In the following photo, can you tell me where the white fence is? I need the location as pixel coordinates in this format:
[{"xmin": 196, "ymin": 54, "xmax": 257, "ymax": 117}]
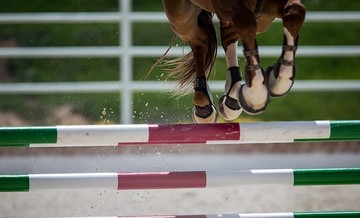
[{"xmin": 0, "ymin": 0, "xmax": 359, "ymax": 123}]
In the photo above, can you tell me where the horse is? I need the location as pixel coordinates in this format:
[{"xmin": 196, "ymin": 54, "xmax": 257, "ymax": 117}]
[{"xmin": 162, "ymin": 0, "xmax": 306, "ymax": 123}]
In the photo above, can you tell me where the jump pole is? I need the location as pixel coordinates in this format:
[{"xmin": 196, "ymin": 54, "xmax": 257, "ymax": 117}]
[
  {"xmin": 0, "ymin": 120, "xmax": 359, "ymax": 147},
  {"xmin": 54, "ymin": 211, "xmax": 360, "ymax": 218},
  {"xmin": 1, "ymin": 168, "xmax": 359, "ymax": 192}
]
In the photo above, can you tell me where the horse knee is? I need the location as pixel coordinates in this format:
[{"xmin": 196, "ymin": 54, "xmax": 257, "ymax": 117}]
[
  {"xmin": 220, "ymin": 23, "xmax": 239, "ymax": 50},
  {"xmin": 285, "ymin": 1, "xmax": 306, "ymax": 18},
  {"xmin": 231, "ymin": 11, "xmax": 257, "ymax": 49},
  {"xmin": 283, "ymin": 1, "xmax": 306, "ymax": 35}
]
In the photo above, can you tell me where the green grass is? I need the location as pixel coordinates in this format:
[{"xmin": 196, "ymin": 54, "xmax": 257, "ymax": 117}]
[
  {"xmin": 0, "ymin": 0, "xmax": 118, "ymax": 12},
  {"xmin": 134, "ymin": 56, "xmax": 360, "ymax": 82},
  {"xmin": 257, "ymin": 22, "xmax": 360, "ymax": 45},
  {"xmin": 0, "ymin": 24, "xmax": 119, "ymax": 46},
  {"xmin": 0, "ymin": 93, "xmax": 120, "ymax": 124},
  {"xmin": 133, "ymin": 92, "xmax": 193, "ymax": 124},
  {"xmin": 7, "ymin": 58, "xmax": 119, "ymax": 82},
  {"xmin": 301, "ymin": 0, "xmax": 360, "ymax": 11},
  {"xmin": 247, "ymin": 91, "xmax": 360, "ymax": 121},
  {"xmin": 133, "ymin": 23, "xmax": 174, "ymax": 46}
]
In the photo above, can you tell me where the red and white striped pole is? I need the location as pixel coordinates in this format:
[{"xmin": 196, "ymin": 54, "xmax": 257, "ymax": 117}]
[{"xmin": 2, "ymin": 168, "xmax": 359, "ymax": 192}]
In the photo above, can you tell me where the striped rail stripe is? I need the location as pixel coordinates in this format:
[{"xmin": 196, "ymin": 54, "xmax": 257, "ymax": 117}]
[
  {"xmin": 0, "ymin": 120, "xmax": 359, "ymax": 147},
  {"xmin": 1, "ymin": 168, "xmax": 359, "ymax": 192}
]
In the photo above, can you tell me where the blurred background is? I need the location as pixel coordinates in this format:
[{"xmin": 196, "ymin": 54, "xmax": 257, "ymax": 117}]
[{"xmin": 0, "ymin": 0, "xmax": 359, "ymax": 125}]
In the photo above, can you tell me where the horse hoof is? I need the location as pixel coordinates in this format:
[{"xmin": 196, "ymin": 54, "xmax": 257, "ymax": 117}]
[
  {"xmin": 266, "ymin": 64, "xmax": 295, "ymax": 98},
  {"xmin": 238, "ymin": 84, "xmax": 270, "ymax": 115},
  {"xmin": 192, "ymin": 104, "xmax": 218, "ymax": 123},
  {"xmin": 218, "ymin": 95, "xmax": 242, "ymax": 121}
]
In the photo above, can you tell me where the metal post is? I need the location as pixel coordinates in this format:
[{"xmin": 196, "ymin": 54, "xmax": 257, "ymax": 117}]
[{"xmin": 120, "ymin": 0, "xmax": 133, "ymax": 123}]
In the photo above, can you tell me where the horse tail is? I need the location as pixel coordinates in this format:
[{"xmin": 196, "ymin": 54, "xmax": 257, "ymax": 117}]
[{"xmin": 166, "ymin": 10, "xmax": 217, "ymax": 94}]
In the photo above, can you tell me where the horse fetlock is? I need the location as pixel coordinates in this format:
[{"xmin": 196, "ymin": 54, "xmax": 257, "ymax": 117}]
[
  {"xmin": 219, "ymin": 68, "xmax": 242, "ymax": 120},
  {"xmin": 192, "ymin": 76, "xmax": 217, "ymax": 123},
  {"xmin": 252, "ymin": 70, "xmax": 266, "ymax": 86},
  {"xmin": 227, "ymin": 80, "xmax": 241, "ymax": 100},
  {"xmin": 193, "ymin": 91, "xmax": 211, "ymax": 108},
  {"xmin": 225, "ymin": 67, "xmax": 242, "ymax": 93},
  {"xmin": 193, "ymin": 90, "xmax": 217, "ymax": 123},
  {"xmin": 193, "ymin": 76, "xmax": 213, "ymax": 104},
  {"xmin": 193, "ymin": 91, "xmax": 217, "ymax": 123}
]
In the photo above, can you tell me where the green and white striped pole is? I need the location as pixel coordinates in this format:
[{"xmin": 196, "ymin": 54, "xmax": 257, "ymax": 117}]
[
  {"xmin": 0, "ymin": 120, "xmax": 359, "ymax": 147},
  {"xmin": 1, "ymin": 168, "xmax": 359, "ymax": 192}
]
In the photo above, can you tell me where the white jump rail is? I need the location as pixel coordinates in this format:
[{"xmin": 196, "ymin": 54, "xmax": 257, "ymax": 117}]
[
  {"xmin": 0, "ymin": 80, "xmax": 359, "ymax": 94},
  {"xmin": 0, "ymin": 11, "xmax": 359, "ymax": 23}
]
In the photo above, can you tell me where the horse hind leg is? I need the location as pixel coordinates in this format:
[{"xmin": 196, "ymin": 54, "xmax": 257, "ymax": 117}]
[
  {"xmin": 191, "ymin": 11, "xmax": 218, "ymax": 123},
  {"xmin": 266, "ymin": 1, "xmax": 306, "ymax": 97},
  {"xmin": 162, "ymin": 0, "xmax": 217, "ymax": 123}
]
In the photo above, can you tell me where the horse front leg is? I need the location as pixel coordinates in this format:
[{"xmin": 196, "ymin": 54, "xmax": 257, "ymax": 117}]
[
  {"xmin": 218, "ymin": 22, "xmax": 243, "ymax": 120},
  {"xmin": 266, "ymin": 0, "xmax": 306, "ymax": 97},
  {"xmin": 235, "ymin": 6, "xmax": 269, "ymax": 114},
  {"xmin": 238, "ymin": 40, "xmax": 269, "ymax": 114}
]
